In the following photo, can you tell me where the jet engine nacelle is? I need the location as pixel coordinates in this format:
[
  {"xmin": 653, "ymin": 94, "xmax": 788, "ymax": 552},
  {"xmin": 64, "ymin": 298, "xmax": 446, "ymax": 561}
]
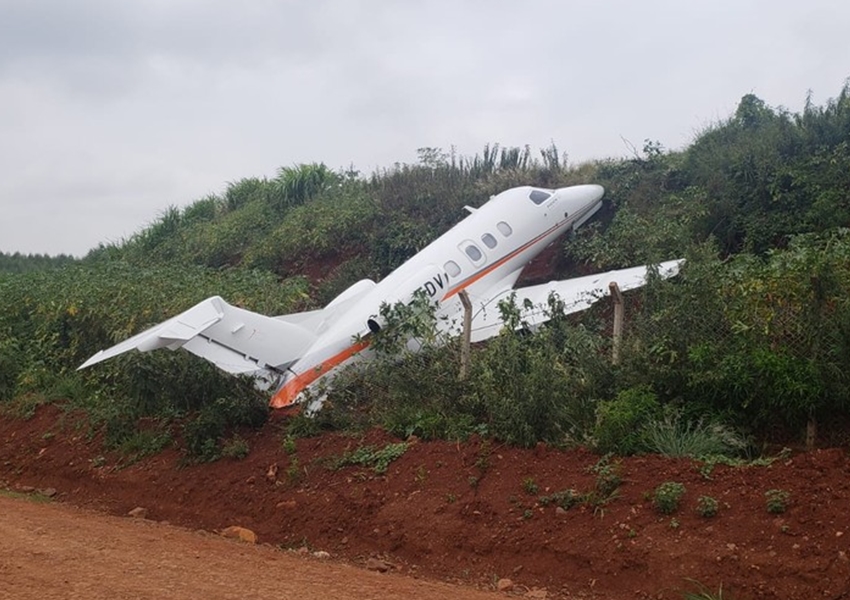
[{"xmin": 366, "ymin": 264, "xmax": 450, "ymax": 333}]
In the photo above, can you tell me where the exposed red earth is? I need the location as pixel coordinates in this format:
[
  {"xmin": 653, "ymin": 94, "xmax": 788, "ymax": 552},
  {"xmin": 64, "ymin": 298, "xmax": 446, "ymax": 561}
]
[{"xmin": 2, "ymin": 405, "xmax": 849, "ymax": 599}]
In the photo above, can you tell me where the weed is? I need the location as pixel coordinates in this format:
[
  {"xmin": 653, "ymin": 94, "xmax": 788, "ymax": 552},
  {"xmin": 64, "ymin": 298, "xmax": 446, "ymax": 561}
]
[
  {"xmin": 221, "ymin": 435, "xmax": 250, "ymax": 460},
  {"xmin": 681, "ymin": 579, "xmax": 728, "ymax": 599},
  {"xmin": 468, "ymin": 476, "xmax": 479, "ymax": 488},
  {"xmin": 588, "ymin": 454, "xmax": 622, "ymax": 500},
  {"xmin": 115, "ymin": 428, "xmax": 172, "ymax": 465},
  {"xmin": 475, "ymin": 440, "xmax": 492, "ymax": 473},
  {"xmin": 286, "ymin": 456, "xmax": 302, "ymax": 484},
  {"xmin": 653, "ymin": 481, "xmax": 686, "ymax": 515},
  {"xmin": 281, "ymin": 434, "xmax": 297, "ymax": 455},
  {"xmin": 522, "ymin": 477, "xmax": 539, "ymax": 495},
  {"xmin": 522, "ymin": 509, "xmax": 533, "ymax": 520},
  {"xmin": 696, "ymin": 495, "xmax": 719, "ymax": 518},
  {"xmin": 446, "ymin": 493, "xmax": 457, "ymax": 503},
  {"xmin": 765, "ymin": 489, "xmax": 790, "ymax": 514},
  {"xmin": 538, "ymin": 489, "xmax": 582, "ymax": 511},
  {"xmin": 330, "ymin": 442, "xmax": 409, "ymax": 474},
  {"xmin": 669, "ymin": 517, "xmax": 680, "ymax": 529},
  {"xmin": 641, "ymin": 411, "xmax": 747, "ymax": 459},
  {"xmin": 415, "ymin": 464, "xmax": 428, "ymax": 484}
]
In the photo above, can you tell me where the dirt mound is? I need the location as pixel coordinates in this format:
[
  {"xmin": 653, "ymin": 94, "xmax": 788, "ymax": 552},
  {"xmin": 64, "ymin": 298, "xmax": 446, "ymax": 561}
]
[{"xmin": 2, "ymin": 405, "xmax": 849, "ymax": 599}]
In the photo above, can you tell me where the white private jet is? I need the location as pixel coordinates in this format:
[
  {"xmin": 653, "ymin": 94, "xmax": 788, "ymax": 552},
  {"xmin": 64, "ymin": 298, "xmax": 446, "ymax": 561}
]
[{"xmin": 80, "ymin": 184, "xmax": 681, "ymax": 409}]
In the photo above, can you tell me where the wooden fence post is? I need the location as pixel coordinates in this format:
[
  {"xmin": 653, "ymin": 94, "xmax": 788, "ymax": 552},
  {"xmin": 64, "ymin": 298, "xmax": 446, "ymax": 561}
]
[
  {"xmin": 459, "ymin": 290, "xmax": 472, "ymax": 380},
  {"xmin": 609, "ymin": 282, "xmax": 624, "ymax": 365}
]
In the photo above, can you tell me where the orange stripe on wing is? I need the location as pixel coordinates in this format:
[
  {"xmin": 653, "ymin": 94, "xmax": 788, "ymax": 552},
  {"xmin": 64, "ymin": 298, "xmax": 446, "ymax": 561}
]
[{"xmin": 269, "ymin": 338, "xmax": 371, "ymax": 408}]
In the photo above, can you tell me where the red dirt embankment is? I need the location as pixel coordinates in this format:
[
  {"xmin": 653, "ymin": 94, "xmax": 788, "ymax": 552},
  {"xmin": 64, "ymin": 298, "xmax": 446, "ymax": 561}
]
[{"xmin": 1, "ymin": 405, "xmax": 849, "ymax": 599}]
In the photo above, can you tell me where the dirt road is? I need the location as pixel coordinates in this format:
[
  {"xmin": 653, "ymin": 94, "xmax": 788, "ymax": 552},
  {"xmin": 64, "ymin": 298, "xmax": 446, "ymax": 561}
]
[{"xmin": 0, "ymin": 495, "xmax": 501, "ymax": 600}]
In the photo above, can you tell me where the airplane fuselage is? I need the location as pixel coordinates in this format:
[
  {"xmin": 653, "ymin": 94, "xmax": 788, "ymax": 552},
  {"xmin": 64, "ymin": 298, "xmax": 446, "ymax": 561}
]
[{"xmin": 270, "ymin": 184, "xmax": 604, "ymax": 407}]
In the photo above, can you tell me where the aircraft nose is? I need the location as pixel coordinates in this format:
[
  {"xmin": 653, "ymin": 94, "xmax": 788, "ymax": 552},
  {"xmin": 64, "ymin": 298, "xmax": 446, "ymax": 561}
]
[
  {"xmin": 555, "ymin": 184, "xmax": 604, "ymax": 229},
  {"xmin": 555, "ymin": 184, "xmax": 604, "ymax": 203}
]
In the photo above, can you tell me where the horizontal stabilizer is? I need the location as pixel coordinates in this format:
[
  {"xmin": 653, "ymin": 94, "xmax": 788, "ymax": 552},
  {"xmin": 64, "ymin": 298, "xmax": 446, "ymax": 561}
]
[
  {"xmin": 470, "ymin": 260, "xmax": 683, "ymax": 342},
  {"xmin": 79, "ymin": 296, "xmax": 319, "ymax": 376}
]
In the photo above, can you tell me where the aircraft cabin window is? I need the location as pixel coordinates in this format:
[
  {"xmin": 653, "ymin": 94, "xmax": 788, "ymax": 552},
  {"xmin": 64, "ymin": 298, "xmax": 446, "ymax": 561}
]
[
  {"xmin": 465, "ymin": 244, "xmax": 483, "ymax": 262},
  {"xmin": 444, "ymin": 260, "xmax": 461, "ymax": 277},
  {"xmin": 529, "ymin": 189, "xmax": 551, "ymax": 205},
  {"xmin": 497, "ymin": 221, "xmax": 513, "ymax": 237},
  {"xmin": 481, "ymin": 233, "xmax": 497, "ymax": 249}
]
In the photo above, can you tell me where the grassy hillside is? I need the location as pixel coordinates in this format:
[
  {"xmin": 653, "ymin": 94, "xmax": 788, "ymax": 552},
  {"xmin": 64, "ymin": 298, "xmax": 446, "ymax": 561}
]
[{"xmin": 2, "ymin": 82, "xmax": 850, "ymax": 459}]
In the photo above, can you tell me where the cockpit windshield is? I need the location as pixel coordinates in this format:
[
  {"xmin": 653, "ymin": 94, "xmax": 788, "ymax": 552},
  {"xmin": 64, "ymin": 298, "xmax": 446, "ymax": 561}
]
[{"xmin": 529, "ymin": 189, "xmax": 552, "ymax": 205}]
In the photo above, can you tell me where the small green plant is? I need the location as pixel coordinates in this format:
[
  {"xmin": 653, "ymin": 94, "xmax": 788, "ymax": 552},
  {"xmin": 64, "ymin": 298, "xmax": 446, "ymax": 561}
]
[
  {"xmin": 696, "ymin": 495, "xmax": 719, "ymax": 518},
  {"xmin": 765, "ymin": 489, "xmax": 790, "ymax": 514},
  {"xmin": 522, "ymin": 509, "xmax": 533, "ymax": 520},
  {"xmin": 538, "ymin": 489, "xmax": 582, "ymax": 511},
  {"xmin": 522, "ymin": 477, "xmax": 539, "ymax": 495},
  {"xmin": 446, "ymin": 493, "xmax": 457, "ymax": 503},
  {"xmin": 588, "ymin": 454, "xmax": 622, "ymax": 498},
  {"xmin": 681, "ymin": 579, "xmax": 728, "ymax": 599},
  {"xmin": 468, "ymin": 476, "xmax": 479, "ymax": 488},
  {"xmin": 221, "ymin": 435, "xmax": 250, "ymax": 460},
  {"xmin": 286, "ymin": 455, "xmax": 302, "ymax": 483},
  {"xmin": 653, "ymin": 481, "xmax": 686, "ymax": 515},
  {"xmin": 475, "ymin": 440, "xmax": 492, "ymax": 473},
  {"xmin": 330, "ymin": 442, "xmax": 409, "ymax": 474},
  {"xmin": 281, "ymin": 434, "xmax": 297, "ymax": 454},
  {"xmin": 669, "ymin": 517, "xmax": 680, "ymax": 529}
]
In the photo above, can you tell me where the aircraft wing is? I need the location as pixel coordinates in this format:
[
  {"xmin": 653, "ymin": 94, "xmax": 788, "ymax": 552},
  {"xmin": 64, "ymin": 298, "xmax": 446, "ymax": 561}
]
[{"xmin": 469, "ymin": 260, "xmax": 683, "ymax": 343}]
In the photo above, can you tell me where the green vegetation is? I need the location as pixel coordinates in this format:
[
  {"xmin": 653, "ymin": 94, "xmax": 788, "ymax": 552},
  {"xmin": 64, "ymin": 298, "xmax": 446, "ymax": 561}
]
[
  {"xmin": 2, "ymin": 82, "xmax": 850, "ymax": 459},
  {"xmin": 681, "ymin": 580, "xmax": 729, "ymax": 600},
  {"xmin": 653, "ymin": 481, "xmax": 686, "ymax": 515},
  {"xmin": 696, "ymin": 495, "xmax": 719, "ymax": 518},
  {"xmin": 0, "ymin": 251, "xmax": 78, "ymax": 274},
  {"xmin": 765, "ymin": 489, "xmax": 791, "ymax": 514},
  {"xmin": 537, "ymin": 489, "xmax": 582, "ymax": 511},
  {"xmin": 329, "ymin": 442, "xmax": 409, "ymax": 474}
]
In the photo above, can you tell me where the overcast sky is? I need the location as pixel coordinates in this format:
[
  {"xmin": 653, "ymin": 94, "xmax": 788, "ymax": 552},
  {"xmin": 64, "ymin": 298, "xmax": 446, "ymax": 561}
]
[{"xmin": 1, "ymin": 1, "xmax": 847, "ymax": 256}]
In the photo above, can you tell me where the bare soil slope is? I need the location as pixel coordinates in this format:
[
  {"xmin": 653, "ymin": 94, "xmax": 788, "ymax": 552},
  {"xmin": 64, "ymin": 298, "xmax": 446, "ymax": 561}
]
[{"xmin": 2, "ymin": 406, "xmax": 849, "ymax": 599}]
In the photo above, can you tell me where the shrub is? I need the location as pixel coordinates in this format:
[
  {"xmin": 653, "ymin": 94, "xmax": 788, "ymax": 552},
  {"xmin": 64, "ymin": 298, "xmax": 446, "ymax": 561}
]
[
  {"xmin": 765, "ymin": 489, "xmax": 790, "ymax": 514},
  {"xmin": 696, "ymin": 495, "xmax": 719, "ymax": 518},
  {"xmin": 594, "ymin": 386, "xmax": 661, "ymax": 454},
  {"xmin": 653, "ymin": 481, "xmax": 686, "ymax": 514}
]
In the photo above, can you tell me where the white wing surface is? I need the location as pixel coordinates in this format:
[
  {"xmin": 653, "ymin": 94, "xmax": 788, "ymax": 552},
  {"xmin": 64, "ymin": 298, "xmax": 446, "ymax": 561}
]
[{"xmin": 469, "ymin": 260, "xmax": 683, "ymax": 342}]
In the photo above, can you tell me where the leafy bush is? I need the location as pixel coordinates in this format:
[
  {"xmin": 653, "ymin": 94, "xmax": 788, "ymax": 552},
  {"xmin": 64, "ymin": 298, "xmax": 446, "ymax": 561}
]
[
  {"xmin": 653, "ymin": 481, "xmax": 686, "ymax": 515},
  {"xmin": 765, "ymin": 489, "xmax": 791, "ymax": 514},
  {"xmin": 696, "ymin": 495, "xmax": 719, "ymax": 518},
  {"xmin": 182, "ymin": 396, "xmax": 268, "ymax": 461},
  {"xmin": 594, "ymin": 386, "xmax": 661, "ymax": 454},
  {"xmin": 329, "ymin": 442, "xmax": 409, "ymax": 474}
]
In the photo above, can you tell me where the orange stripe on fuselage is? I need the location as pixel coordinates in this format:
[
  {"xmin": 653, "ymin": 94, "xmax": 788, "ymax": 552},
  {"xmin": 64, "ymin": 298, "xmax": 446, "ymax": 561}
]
[
  {"xmin": 269, "ymin": 338, "xmax": 371, "ymax": 408},
  {"xmin": 442, "ymin": 220, "xmax": 563, "ymax": 301}
]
